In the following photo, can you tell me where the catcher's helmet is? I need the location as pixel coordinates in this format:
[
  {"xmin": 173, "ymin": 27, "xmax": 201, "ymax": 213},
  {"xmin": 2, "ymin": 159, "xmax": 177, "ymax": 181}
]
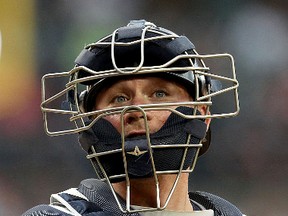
[{"xmin": 40, "ymin": 20, "xmax": 239, "ymax": 213}]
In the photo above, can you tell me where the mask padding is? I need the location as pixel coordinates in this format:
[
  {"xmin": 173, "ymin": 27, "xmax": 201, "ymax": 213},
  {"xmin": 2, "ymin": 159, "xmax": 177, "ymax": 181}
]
[
  {"xmin": 78, "ymin": 107, "xmax": 208, "ymax": 182},
  {"xmin": 166, "ymin": 36, "xmax": 195, "ymax": 55},
  {"xmin": 184, "ymin": 119, "xmax": 207, "ymax": 140}
]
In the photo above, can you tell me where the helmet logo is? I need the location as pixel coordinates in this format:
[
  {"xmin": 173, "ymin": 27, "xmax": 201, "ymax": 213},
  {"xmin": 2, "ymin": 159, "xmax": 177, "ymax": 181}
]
[{"xmin": 126, "ymin": 146, "xmax": 148, "ymax": 156}]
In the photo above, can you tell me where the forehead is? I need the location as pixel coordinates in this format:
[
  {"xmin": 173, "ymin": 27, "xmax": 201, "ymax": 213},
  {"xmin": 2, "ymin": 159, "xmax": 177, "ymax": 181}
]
[
  {"xmin": 112, "ymin": 75, "xmax": 170, "ymax": 85},
  {"xmin": 100, "ymin": 75, "xmax": 186, "ymax": 91}
]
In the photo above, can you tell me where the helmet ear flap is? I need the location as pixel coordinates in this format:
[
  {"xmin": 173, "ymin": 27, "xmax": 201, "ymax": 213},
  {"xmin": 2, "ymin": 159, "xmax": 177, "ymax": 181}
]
[
  {"xmin": 191, "ymin": 74, "xmax": 208, "ymax": 99},
  {"xmin": 199, "ymin": 75, "xmax": 207, "ymax": 97},
  {"xmin": 79, "ymin": 90, "xmax": 88, "ymax": 113}
]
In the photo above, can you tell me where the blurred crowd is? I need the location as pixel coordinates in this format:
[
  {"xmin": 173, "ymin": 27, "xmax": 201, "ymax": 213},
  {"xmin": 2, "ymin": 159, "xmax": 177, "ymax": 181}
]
[{"xmin": 0, "ymin": 1, "xmax": 287, "ymax": 215}]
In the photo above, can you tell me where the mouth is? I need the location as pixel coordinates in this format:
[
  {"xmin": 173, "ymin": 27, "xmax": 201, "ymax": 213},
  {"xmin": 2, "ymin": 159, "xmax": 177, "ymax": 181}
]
[{"xmin": 126, "ymin": 130, "xmax": 147, "ymax": 138}]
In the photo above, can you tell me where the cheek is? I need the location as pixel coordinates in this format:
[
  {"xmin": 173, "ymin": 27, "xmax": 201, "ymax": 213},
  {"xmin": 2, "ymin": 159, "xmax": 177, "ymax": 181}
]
[{"xmin": 148, "ymin": 110, "xmax": 171, "ymax": 133}]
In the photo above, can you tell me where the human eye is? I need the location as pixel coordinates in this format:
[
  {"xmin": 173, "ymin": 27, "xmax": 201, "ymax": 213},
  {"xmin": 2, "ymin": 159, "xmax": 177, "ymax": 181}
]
[
  {"xmin": 112, "ymin": 95, "xmax": 128, "ymax": 104},
  {"xmin": 154, "ymin": 90, "xmax": 167, "ymax": 98}
]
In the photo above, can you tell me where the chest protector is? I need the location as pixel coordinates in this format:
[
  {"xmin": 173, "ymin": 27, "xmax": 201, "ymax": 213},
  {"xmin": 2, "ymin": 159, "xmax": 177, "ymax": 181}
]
[{"xmin": 22, "ymin": 179, "xmax": 244, "ymax": 216}]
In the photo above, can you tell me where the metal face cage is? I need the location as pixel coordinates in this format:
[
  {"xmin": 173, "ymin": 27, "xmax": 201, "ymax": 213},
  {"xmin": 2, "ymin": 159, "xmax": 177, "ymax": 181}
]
[{"xmin": 41, "ymin": 56, "xmax": 239, "ymax": 136}]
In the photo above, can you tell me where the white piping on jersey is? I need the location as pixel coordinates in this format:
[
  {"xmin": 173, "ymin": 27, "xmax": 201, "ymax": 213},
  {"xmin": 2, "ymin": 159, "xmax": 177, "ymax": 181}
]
[{"xmin": 49, "ymin": 188, "xmax": 88, "ymax": 216}]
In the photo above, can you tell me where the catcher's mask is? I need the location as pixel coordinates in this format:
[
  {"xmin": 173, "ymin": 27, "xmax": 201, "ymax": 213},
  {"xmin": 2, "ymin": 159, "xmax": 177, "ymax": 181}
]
[{"xmin": 40, "ymin": 20, "xmax": 239, "ymax": 213}]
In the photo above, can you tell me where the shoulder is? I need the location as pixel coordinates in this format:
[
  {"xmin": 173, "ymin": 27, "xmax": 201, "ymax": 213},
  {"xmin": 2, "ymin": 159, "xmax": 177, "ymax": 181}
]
[
  {"xmin": 189, "ymin": 191, "xmax": 244, "ymax": 216},
  {"xmin": 22, "ymin": 184, "xmax": 106, "ymax": 216},
  {"xmin": 22, "ymin": 179, "xmax": 127, "ymax": 216}
]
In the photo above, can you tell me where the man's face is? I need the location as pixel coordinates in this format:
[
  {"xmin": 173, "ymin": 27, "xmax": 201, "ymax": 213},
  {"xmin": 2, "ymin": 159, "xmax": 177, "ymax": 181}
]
[{"xmin": 94, "ymin": 76, "xmax": 197, "ymax": 137}]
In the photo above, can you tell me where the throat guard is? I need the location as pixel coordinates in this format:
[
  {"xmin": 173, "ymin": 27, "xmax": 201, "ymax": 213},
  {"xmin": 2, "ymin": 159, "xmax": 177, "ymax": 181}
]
[{"xmin": 79, "ymin": 107, "xmax": 207, "ymax": 182}]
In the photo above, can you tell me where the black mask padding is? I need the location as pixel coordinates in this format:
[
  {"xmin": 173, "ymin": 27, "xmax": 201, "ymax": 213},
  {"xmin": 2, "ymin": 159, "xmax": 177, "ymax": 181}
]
[
  {"xmin": 75, "ymin": 31, "xmax": 195, "ymax": 86},
  {"xmin": 79, "ymin": 107, "xmax": 207, "ymax": 182}
]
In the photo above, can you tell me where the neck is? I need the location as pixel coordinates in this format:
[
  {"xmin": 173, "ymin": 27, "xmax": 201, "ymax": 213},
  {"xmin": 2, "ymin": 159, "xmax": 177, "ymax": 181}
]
[{"xmin": 112, "ymin": 173, "xmax": 193, "ymax": 211}]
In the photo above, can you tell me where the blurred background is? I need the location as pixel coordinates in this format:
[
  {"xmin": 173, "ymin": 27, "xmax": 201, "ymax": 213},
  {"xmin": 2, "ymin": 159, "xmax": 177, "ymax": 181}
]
[{"xmin": 1, "ymin": 0, "xmax": 288, "ymax": 215}]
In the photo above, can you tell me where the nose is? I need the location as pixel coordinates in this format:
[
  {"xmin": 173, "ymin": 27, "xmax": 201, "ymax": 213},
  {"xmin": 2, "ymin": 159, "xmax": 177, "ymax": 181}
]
[
  {"xmin": 122, "ymin": 105, "xmax": 152, "ymax": 125},
  {"xmin": 123, "ymin": 93, "xmax": 151, "ymax": 124},
  {"xmin": 125, "ymin": 112, "xmax": 144, "ymax": 124},
  {"xmin": 125, "ymin": 111, "xmax": 145, "ymax": 124}
]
